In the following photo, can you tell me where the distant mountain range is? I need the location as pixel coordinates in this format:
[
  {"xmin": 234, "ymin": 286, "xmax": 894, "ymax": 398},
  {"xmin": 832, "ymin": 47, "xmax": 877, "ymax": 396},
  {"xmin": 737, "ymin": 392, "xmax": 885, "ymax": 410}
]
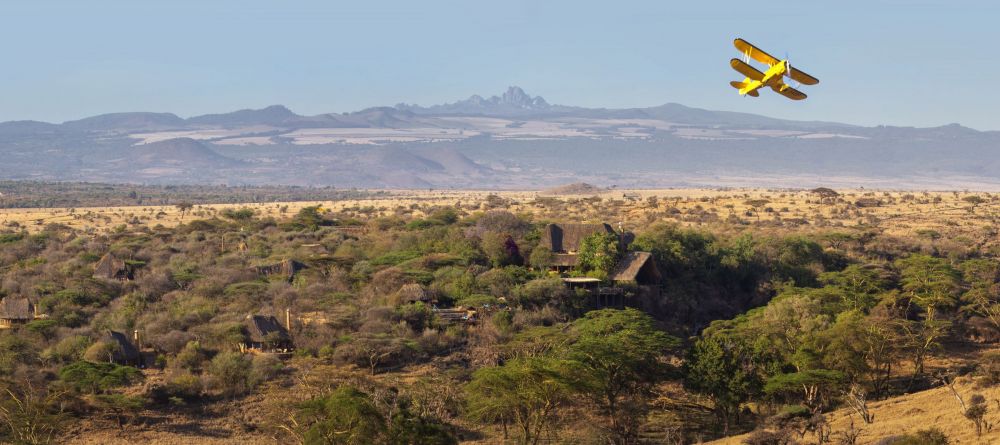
[{"xmin": 0, "ymin": 86, "xmax": 997, "ymax": 189}]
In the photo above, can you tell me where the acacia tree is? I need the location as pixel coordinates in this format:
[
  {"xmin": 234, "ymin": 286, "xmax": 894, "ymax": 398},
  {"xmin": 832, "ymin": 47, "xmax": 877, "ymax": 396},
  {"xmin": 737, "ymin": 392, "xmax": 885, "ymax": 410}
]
[
  {"xmin": 744, "ymin": 199, "xmax": 770, "ymax": 222},
  {"xmin": 764, "ymin": 369, "xmax": 846, "ymax": 415},
  {"xmin": 896, "ymin": 317, "xmax": 950, "ymax": 386},
  {"xmin": 567, "ymin": 309, "xmax": 679, "ymax": 445},
  {"xmin": 961, "ymin": 259, "xmax": 1000, "ymax": 329},
  {"xmin": 296, "ymin": 386, "xmax": 386, "ymax": 445},
  {"xmin": 465, "ymin": 357, "xmax": 576, "ymax": 445},
  {"xmin": 818, "ymin": 264, "xmax": 892, "ymax": 311},
  {"xmin": 894, "ymin": 255, "xmax": 960, "ymax": 383},
  {"xmin": 174, "ymin": 202, "xmax": 193, "ymax": 221},
  {"xmin": 817, "ymin": 310, "xmax": 901, "ymax": 398},
  {"xmin": 896, "ymin": 254, "xmax": 962, "ymax": 321}
]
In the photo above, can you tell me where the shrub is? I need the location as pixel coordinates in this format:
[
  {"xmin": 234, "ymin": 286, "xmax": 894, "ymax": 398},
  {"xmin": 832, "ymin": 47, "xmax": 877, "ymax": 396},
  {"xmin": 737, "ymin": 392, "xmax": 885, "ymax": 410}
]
[
  {"xmin": 877, "ymin": 428, "xmax": 949, "ymax": 445},
  {"xmin": 976, "ymin": 350, "xmax": 1000, "ymax": 385},
  {"xmin": 206, "ymin": 352, "xmax": 254, "ymax": 397},
  {"xmin": 58, "ymin": 361, "xmax": 142, "ymax": 394},
  {"xmin": 742, "ymin": 429, "xmax": 795, "ymax": 445},
  {"xmin": 168, "ymin": 372, "xmax": 203, "ymax": 399},
  {"xmin": 0, "ymin": 334, "xmax": 36, "ymax": 374},
  {"xmin": 296, "ymin": 386, "xmax": 386, "ymax": 444},
  {"xmin": 82, "ymin": 340, "xmax": 122, "ymax": 364},
  {"xmin": 250, "ymin": 354, "xmax": 283, "ymax": 383},
  {"xmin": 396, "ymin": 302, "xmax": 432, "ymax": 331},
  {"xmin": 172, "ymin": 341, "xmax": 207, "ymax": 371},
  {"xmin": 42, "ymin": 335, "xmax": 91, "ymax": 364}
]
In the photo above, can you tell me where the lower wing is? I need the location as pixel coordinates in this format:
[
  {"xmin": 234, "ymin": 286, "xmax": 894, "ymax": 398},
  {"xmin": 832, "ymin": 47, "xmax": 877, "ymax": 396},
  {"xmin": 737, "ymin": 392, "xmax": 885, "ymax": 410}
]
[
  {"xmin": 787, "ymin": 68, "xmax": 819, "ymax": 86},
  {"xmin": 775, "ymin": 85, "xmax": 807, "ymax": 100},
  {"xmin": 730, "ymin": 58, "xmax": 764, "ymax": 81}
]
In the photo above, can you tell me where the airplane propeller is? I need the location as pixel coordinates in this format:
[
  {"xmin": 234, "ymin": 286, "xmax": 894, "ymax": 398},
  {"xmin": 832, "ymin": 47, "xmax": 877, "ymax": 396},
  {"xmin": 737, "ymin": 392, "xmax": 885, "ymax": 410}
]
[{"xmin": 784, "ymin": 53, "xmax": 803, "ymax": 89}]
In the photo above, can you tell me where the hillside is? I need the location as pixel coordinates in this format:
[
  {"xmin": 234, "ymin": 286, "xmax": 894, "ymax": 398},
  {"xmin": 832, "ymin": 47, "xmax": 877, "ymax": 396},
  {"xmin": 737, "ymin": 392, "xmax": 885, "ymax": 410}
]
[
  {"xmin": 707, "ymin": 372, "xmax": 1000, "ymax": 445},
  {"xmin": 2, "ymin": 187, "xmax": 1000, "ymax": 443}
]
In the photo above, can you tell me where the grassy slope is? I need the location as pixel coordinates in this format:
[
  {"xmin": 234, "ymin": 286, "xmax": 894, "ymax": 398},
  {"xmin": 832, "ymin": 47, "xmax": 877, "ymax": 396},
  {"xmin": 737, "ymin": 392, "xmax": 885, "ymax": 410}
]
[{"xmin": 707, "ymin": 377, "xmax": 1000, "ymax": 445}]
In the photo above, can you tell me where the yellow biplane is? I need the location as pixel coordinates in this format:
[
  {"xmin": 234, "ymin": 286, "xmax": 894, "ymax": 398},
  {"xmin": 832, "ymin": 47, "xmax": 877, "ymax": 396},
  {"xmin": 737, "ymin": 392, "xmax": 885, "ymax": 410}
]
[{"xmin": 729, "ymin": 38, "xmax": 818, "ymax": 100}]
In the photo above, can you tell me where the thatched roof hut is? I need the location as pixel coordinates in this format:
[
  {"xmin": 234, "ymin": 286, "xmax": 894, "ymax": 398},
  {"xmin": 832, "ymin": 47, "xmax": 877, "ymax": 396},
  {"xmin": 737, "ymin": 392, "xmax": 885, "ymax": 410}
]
[
  {"xmin": 396, "ymin": 283, "xmax": 432, "ymax": 304},
  {"xmin": 540, "ymin": 223, "xmax": 616, "ymax": 253},
  {"xmin": 102, "ymin": 330, "xmax": 141, "ymax": 366},
  {"xmin": 610, "ymin": 251, "xmax": 661, "ymax": 285},
  {"xmin": 93, "ymin": 253, "xmax": 135, "ymax": 281},
  {"xmin": 0, "ymin": 297, "xmax": 34, "ymax": 321},
  {"xmin": 0, "ymin": 297, "xmax": 35, "ymax": 328},
  {"xmin": 244, "ymin": 315, "xmax": 292, "ymax": 352},
  {"xmin": 255, "ymin": 259, "xmax": 306, "ymax": 282}
]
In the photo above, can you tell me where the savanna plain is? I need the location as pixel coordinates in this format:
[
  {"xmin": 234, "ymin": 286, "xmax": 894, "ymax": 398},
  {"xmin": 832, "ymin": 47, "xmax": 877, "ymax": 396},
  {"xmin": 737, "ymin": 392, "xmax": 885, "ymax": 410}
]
[{"xmin": 1, "ymin": 184, "xmax": 999, "ymax": 445}]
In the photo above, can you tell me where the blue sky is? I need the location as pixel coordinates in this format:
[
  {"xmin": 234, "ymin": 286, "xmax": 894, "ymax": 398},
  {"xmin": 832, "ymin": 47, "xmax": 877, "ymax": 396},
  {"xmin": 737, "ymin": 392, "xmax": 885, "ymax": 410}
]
[{"xmin": 2, "ymin": 0, "xmax": 998, "ymax": 129}]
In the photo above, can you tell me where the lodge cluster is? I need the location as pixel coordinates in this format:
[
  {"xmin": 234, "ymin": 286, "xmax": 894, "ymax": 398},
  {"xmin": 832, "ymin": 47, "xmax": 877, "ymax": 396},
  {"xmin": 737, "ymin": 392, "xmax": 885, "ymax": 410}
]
[{"xmin": 0, "ymin": 221, "xmax": 661, "ymax": 367}]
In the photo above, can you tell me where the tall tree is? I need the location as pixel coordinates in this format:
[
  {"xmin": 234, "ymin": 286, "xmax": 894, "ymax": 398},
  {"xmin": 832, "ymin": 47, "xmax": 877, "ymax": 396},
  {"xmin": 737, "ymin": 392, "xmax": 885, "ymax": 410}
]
[
  {"xmin": 896, "ymin": 254, "xmax": 961, "ymax": 320},
  {"xmin": 465, "ymin": 357, "xmax": 576, "ymax": 445},
  {"xmin": 567, "ymin": 309, "xmax": 679, "ymax": 444},
  {"xmin": 684, "ymin": 326, "xmax": 773, "ymax": 434}
]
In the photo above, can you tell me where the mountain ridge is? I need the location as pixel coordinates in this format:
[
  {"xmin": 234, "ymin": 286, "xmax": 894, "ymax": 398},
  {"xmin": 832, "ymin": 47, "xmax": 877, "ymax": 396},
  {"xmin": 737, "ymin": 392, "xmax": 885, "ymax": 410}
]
[
  {"xmin": 0, "ymin": 86, "xmax": 997, "ymax": 189},
  {"xmin": 3, "ymin": 86, "xmax": 969, "ymax": 133}
]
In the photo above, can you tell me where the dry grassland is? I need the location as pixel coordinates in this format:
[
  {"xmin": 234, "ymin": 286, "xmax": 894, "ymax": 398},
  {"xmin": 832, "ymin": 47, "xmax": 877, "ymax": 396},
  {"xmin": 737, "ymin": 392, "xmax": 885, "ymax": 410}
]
[
  {"xmin": 707, "ymin": 375, "xmax": 1000, "ymax": 445},
  {"xmin": 7, "ymin": 188, "xmax": 999, "ymax": 444},
  {"xmin": 2, "ymin": 188, "xmax": 997, "ymax": 248}
]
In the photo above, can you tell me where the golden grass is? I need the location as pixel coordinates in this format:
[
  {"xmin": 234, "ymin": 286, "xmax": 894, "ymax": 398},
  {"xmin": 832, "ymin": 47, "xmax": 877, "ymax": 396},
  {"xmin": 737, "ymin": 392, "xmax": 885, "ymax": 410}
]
[
  {"xmin": 2, "ymin": 188, "xmax": 997, "ymax": 250},
  {"xmin": 706, "ymin": 376, "xmax": 1000, "ymax": 445}
]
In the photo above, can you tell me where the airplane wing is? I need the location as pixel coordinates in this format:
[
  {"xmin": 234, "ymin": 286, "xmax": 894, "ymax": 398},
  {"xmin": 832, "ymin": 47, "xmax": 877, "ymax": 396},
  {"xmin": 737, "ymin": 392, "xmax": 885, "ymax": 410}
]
[
  {"xmin": 734, "ymin": 38, "xmax": 781, "ymax": 66},
  {"xmin": 730, "ymin": 58, "xmax": 764, "ymax": 80},
  {"xmin": 775, "ymin": 85, "xmax": 808, "ymax": 100},
  {"xmin": 787, "ymin": 67, "xmax": 819, "ymax": 85}
]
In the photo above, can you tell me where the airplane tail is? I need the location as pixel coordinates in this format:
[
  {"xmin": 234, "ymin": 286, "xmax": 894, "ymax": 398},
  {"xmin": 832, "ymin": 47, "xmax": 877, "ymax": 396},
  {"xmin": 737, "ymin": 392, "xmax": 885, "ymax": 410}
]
[{"xmin": 730, "ymin": 81, "xmax": 760, "ymax": 97}]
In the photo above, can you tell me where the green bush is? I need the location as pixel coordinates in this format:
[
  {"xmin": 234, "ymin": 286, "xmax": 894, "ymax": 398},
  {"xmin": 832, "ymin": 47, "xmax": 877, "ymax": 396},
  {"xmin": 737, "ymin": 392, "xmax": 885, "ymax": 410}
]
[
  {"xmin": 42, "ymin": 335, "xmax": 92, "ymax": 364},
  {"xmin": 58, "ymin": 361, "xmax": 142, "ymax": 394},
  {"xmin": 206, "ymin": 352, "xmax": 254, "ymax": 397}
]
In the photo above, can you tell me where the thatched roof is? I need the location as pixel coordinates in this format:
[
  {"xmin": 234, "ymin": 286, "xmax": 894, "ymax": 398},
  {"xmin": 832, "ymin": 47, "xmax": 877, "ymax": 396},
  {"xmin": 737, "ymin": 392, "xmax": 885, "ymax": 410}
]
[
  {"xmin": 255, "ymin": 259, "xmax": 306, "ymax": 281},
  {"xmin": 0, "ymin": 297, "xmax": 34, "ymax": 320},
  {"xmin": 610, "ymin": 251, "xmax": 661, "ymax": 285},
  {"xmin": 540, "ymin": 223, "xmax": 615, "ymax": 253},
  {"xmin": 93, "ymin": 253, "xmax": 134, "ymax": 281},
  {"xmin": 104, "ymin": 330, "xmax": 140, "ymax": 364},
  {"xmin": 397, "ymin": 283, "xmax": 431, "ymax": 303},
  {"xmin": 245, "ymin": 315, "xmax": 290, "ymax": 343},
  {"xmin": 552, "ymin": 253, "xmax": 579, "ymax": 267}
]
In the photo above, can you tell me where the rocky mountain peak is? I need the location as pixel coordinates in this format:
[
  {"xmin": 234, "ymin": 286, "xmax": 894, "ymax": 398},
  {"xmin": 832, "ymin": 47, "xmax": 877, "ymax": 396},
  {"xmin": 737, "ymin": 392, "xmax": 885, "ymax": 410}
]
[{"xmin": 494, "ymin": 86, "xmax": 548, "ymax": 109}]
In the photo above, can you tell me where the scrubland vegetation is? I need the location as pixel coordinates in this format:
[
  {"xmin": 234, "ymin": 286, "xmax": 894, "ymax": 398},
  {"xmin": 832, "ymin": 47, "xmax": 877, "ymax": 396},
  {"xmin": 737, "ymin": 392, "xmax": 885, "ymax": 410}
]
[{"xmin": 1, "ymin": 187, "xmax": 1000, "ymax": 444}]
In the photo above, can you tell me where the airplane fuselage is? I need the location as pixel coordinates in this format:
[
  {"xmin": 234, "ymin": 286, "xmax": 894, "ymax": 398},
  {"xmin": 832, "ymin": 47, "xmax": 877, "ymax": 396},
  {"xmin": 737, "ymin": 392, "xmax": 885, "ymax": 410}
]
[{"xmin": 739, "ymin": 60, "xmax": 791, "ymax": 96}]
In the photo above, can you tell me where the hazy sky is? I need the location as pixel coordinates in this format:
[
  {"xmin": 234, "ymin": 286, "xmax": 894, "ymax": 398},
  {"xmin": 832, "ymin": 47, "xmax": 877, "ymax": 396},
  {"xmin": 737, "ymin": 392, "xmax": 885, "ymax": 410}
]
[{"xmin": 2, "ymin": 0, "xmax": 998, "ymax": 129}]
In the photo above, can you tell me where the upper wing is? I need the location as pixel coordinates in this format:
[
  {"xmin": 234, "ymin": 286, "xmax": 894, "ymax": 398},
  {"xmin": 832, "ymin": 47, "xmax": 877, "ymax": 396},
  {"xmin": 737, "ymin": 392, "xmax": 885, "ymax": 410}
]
[
  {"xmin": 775, "ymin": 85, "xmax": 808, "ymax": 101},
  {"xmin": 787, "ymin": 66, "xmax": 819, "ymax": 85},
  {"xmin": 734, "ymin": 38, "xmax": 780, "ymax": 66},
  {"xmin": 730, "ymin": 58, "xmax": 764, "ymax": 81}
]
